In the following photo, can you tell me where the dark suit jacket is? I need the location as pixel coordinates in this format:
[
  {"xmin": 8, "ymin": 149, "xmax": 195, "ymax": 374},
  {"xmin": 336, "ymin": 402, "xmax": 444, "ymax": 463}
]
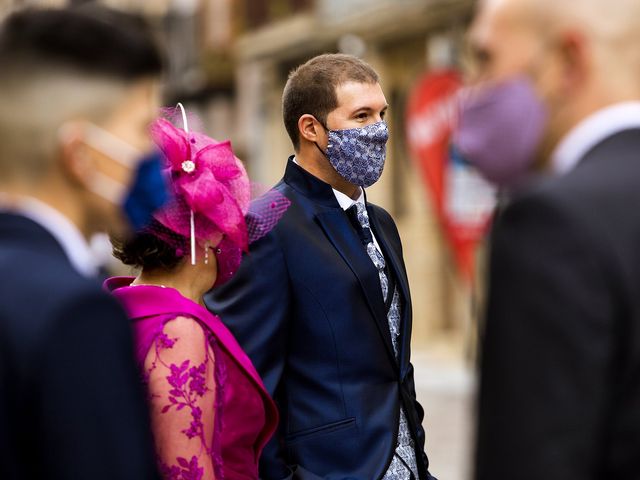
[
  {"xmin": 476, "ymin": 129, "xmax": 640, "ymax": 479},
  {"xmin": 0, "ymin": 213, "xmax": 158, "ymax": 480},
  {"xmin": 206, "ymin": 159, "xmax": 434, "ymax": 479}
]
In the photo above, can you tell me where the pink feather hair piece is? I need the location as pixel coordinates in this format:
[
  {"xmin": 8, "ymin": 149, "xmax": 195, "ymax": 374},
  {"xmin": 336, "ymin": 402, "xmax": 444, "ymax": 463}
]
[{"xmin": 144, "ymin": 106, "xmax": 290, "ymax": 287}]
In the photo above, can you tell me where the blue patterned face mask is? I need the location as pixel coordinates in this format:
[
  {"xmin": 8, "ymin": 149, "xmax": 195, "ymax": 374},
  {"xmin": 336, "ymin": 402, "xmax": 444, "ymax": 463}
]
[{"xmin": 316, "ymin": 121, "xmax": 389, "ymax": 187}]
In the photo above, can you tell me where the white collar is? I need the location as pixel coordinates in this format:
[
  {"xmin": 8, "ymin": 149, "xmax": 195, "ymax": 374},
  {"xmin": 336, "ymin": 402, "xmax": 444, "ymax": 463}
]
[
  {"xmin": 292, "ymin": 156, "xmax": 364, "ymax": 210},
  {"xmin": 5, "ymin": 196, "xmax": 97, "ymax": 277},
  {"xmin": 551, "ymin": 101, "xmax": 640, "ymax": 175},
  {"xmin": 332, "ymin": 186, "xmax": 365, "ymax": 211}
]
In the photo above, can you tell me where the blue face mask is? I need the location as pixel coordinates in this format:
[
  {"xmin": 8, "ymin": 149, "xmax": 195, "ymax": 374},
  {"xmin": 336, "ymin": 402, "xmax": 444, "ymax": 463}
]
[
  {"xmin": 82, "ymin": 123, "xmax": 169, "ymax": 231},
  {"xmin": 316, "ymin": 121, "xmax": 389, "ymax": 188},
  {"xmin": 122, "ymin": 151, "xmax": 169, "ymax": 230}
]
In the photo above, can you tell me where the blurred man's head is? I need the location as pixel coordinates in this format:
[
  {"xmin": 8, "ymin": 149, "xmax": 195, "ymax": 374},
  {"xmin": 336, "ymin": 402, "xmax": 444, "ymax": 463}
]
[
  {"xmin": 467, "ymin": 0, "xmax": 640, "ymax": 163},
  {"xmin": 0, "ymin": 6, "xmax": 163, "ymax": 238},
  {"xmin": 282, "ymin": 54, "xmax": 388, "ymax": 197}
]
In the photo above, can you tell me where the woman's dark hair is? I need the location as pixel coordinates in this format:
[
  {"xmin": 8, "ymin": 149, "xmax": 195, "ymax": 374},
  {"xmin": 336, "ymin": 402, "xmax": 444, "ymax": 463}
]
[{"xmin": 111, "ymin": 222, "xmax": 187, "ymax": 271}]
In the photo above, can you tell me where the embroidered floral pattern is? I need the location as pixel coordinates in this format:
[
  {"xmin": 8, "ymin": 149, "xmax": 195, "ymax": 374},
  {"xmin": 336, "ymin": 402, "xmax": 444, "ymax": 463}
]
[
  {"xmin": 144, "ymin": 318, "xmax": 221, "ymax": 480},
  {"xmin": 160, "ymin": 456, "xmax": 204, "ymax": 480}
]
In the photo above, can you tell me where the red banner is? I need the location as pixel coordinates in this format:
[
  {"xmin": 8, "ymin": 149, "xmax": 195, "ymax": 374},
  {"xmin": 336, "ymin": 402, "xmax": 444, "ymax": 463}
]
[{"xmin": 406, "ymin": 69, "xmax": 494, "ymax": 282}]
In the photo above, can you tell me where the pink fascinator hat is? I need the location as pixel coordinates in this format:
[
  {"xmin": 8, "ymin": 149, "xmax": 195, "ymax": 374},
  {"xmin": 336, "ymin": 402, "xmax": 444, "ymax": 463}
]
[{"xmin": 144, "ymin": 104, "xmax": 289, "ymax": 287}]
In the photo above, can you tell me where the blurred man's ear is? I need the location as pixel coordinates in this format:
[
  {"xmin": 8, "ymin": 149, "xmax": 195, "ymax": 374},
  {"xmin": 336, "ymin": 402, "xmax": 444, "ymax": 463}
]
[
  {"xmin": 558, "ymin": 31, "xmax": 589, "ymax": 92},
  {"xmin": 58, "ymin": 123, "xmax": 94, "ymax": 188}
]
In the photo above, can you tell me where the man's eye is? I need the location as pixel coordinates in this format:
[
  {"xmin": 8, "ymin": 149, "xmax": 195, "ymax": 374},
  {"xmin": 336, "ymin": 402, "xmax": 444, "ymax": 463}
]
[
  {"xmin": 380, "ymin": 111, "xmax": 386, "ymax": 120},
  {"xmin": 472, "ymin": 49, "xmax": 491, "ymax": 71}
]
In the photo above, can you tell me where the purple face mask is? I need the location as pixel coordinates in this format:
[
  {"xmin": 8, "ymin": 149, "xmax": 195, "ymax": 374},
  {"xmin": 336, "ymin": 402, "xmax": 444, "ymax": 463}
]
[{"xmin": 452, "ymin": 76, "xmax": 548, "ymax": 188}]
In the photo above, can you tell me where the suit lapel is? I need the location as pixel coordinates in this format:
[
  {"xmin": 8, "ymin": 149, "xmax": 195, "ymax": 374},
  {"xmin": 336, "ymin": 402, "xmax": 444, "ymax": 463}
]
[
  {"xmin": 367, "ymin": 207, "xmax": 412, "ymax": 370},
  {"xmin": 315, "ymin": 208, "xmax": 397, "ymax": 365}
]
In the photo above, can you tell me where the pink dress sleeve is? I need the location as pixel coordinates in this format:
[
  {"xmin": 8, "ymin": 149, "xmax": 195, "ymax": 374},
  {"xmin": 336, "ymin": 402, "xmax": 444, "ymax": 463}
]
[{"xmin": 143, "ymin": 316, "xmax": 217, "ymax": 480}]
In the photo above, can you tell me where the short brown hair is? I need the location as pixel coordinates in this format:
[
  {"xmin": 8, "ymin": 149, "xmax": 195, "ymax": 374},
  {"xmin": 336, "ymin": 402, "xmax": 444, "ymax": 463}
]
[{"xmin": 283, "ymin": 53, "xmax": 379, "ymax": 150}]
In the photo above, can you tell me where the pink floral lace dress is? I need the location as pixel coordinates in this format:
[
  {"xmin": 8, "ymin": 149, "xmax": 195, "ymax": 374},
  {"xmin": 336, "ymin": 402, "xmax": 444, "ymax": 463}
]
[{"xmin": 105, "ymin": 277, "xmax": 278, "ymax": 480}]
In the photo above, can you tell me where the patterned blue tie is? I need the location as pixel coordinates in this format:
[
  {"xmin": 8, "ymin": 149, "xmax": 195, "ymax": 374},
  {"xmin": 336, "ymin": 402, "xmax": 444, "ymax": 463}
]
[{"xmin": 348, "ymin": 202, "xmax": 419, "ymax": 480}]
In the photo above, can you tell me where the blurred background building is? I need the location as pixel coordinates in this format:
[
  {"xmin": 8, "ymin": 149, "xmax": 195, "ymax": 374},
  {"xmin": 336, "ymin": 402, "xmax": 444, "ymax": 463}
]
[{"xmin": 0, "ymin": 1, "xmax": 478, "ymax": 478}]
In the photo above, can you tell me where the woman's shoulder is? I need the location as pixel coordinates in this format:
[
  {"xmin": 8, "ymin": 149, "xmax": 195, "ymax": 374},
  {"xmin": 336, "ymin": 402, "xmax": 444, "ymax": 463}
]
[
  {"xmin": 151, "ymin": 315, "xmax": 213, "ymax": 362},
  {"xmin": 131, "ymin": 309, "xmax": 213, "ymax": 367},
  {"xmin": 160, "ymin": 315, "xmax": 210, "ymax": 343}
]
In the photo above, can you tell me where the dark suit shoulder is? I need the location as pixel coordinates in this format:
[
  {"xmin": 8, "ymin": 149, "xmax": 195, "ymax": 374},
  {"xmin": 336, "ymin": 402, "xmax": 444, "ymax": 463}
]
[
  {"xmin": 496, "ymin": 131, "xmax": 640, "ymax": 312},
  {"xmin": 368, "ymin": 203, "xmax": 403, "ymax": 247},
  {"xmin": 6, "ymin": 248, "xmax": 105, "ymax": 310},
  {"xmin": 0, "ymin": 251, "xmax": 125, "ymax": 363},
  {"xmin": 368, "ymin": 202, "xmax": 393, "ymax": 219},
  {"xmin": 368, "ymin": 203, "xmax": 396, "ymax": 227},
  {"xmin": 512, "ymin": 129, "xmax": 640, "ymax": 217},
  {"xmin": 268, "ymin": 179, "xmax": 323, "ymax": 235},
  {"xmin": 505, "ymin": 130, "xmax": 640, "ymax": 257}
]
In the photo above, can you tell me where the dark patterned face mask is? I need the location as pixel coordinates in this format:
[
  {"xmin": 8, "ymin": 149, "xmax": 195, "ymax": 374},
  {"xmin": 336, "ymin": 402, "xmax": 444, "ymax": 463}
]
[{"xmin": 316, "ymin": 121, "xmax": 388, "ymax": 187}]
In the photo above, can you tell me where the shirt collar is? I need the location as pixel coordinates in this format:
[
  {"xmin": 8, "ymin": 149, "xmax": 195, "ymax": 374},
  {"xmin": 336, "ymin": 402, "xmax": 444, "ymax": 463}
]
[
  {"xmin": 551, "ymin": 101, "xmax": 640, "ymax": 175},
  {"xmin": 6, "ymin": 196, "xmax": 97, "ymax": 277},
  {"xmin": 292, "ymin": 156, "xmax": 364, "ymax": 211},
  {"xmin": 332, "ymin": 186, "xmax": 364, "ymax": 211}
]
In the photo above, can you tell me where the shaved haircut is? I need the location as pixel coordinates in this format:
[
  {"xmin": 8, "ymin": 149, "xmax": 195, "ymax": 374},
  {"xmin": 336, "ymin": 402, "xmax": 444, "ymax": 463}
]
[
  {"xmin": 480, "ymin": 0, "xmax": 640, "ymax": 84},
  {"xmin": 0, "ymin": 6, "xmax": 162, "ymax": 184}
]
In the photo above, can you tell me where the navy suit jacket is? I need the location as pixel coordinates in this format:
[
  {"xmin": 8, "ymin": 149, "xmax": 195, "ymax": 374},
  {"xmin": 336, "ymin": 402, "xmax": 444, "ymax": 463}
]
[
  {"xmin": 206, "ymin": 159, "xmax": 434, "ymax": 479},
  {"xmin": 0, "ymin": 213, "xmax": 158, "ymax": 480}
]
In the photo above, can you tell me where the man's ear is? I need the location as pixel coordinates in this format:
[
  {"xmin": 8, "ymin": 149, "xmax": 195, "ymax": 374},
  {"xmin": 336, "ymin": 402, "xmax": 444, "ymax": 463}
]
[
  {"xmin": 558, "ymin": 30, "xmax": 588, "ymax": 92},
  {"xmin": 58, "ymin": 123, "xmax": 94, "ymax": 187},
  {"xmin": 298, "ymin": 114, "xmax": 325, "ymax": 145}
]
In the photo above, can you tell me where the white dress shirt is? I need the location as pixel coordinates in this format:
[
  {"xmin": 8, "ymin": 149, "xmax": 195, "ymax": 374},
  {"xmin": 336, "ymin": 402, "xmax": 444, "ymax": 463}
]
[
  {"xmin": 551, "ymin": 101, "xmax": 640, "ymax": 175},
  {"xmin": 2, "ymin": 196, "xmax": 97, "ymax": 277}
]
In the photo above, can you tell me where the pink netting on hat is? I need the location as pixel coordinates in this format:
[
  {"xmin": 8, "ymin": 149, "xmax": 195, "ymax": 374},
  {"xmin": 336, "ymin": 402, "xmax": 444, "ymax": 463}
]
[
  {"xmin": 144, "ymin": 106, "xmax": 290, "ymax": 286},
  {"xmin": 144, "ymin": 218, "xmax": 189, "ymax": 257},
  {"xmin": 213, "ymin": 189, "xmax": 291, "ymax": 287},
  {"xmin": 246, "ymin": 188, "xmax": 291, "ymax": 243}
]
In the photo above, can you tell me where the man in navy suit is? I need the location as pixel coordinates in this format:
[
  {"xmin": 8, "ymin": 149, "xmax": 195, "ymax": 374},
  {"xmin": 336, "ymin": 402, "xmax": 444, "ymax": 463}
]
[
  {"xmin": 206, "ymin": 54, "xmax": 436, "ymax": 479},
  {"xmin": 0, "ymin": 7, "xmax": 163, "ymax": 479}
]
